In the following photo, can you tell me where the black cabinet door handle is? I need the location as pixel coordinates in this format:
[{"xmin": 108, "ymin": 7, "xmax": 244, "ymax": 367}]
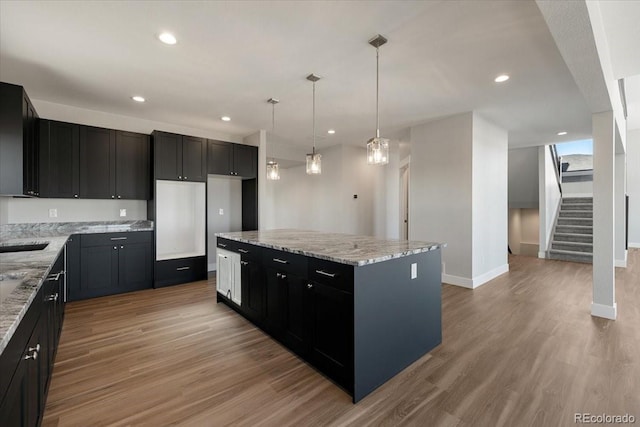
[
  {"xmin": 316, "ymin": 270, "xmax": 337, "ymax": 278},
  {"xmin": 176, "ymin": 266, "xmax": 190, "ymax": 271}
]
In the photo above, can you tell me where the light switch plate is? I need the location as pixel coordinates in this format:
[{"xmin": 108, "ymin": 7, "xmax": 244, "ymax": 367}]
[
  {"xmin": 411, "ymin": 263, "xmax": 417, "ymax": 279},
  {"xmin": 119, "ymin": 209, "xmax": 127, "ymax": 217},
  {"xmin": 219, "ymin": 208, "xmax": 224, "ymax": 215},
  {"xmin": 48, "ymin": 209, "xmax": 57, "ymax": 218}
]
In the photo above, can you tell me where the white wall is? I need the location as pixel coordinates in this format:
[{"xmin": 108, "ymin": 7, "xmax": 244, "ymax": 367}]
[
  {"xmin": 207, "ymin": 176, "xmax": 242, "ymax": 271},
  {"xmin": 562, "ymin": 180, "xmax": 593, "ymax": 197},
  {"xmin": 472, "ymin": 114, "xmax": 508, "ymax": 280},
  {"xmin": 264, "ymin": 144, "xmax": 375, "ymax": 236},
  {"xmin": 508, "ymin": 208, "xmax": 540, "ymax": 257},
  {"xmin": 538, "ymin": 145, "xmax": 562, "ymax": 257},
  {"xmin": 508, "ymin": 146, "xmax": 539, "ymax": 208},
  {"xmin": 410, "ymin": 113, "xmax": 474, "ymax": 280},
  {"xmin": 0, "ymin": 197, "xmax": 146, "ymax": 224},
  {"xmin": 628, "ymin": 129, "xmax": 640, "ymax": 247}
]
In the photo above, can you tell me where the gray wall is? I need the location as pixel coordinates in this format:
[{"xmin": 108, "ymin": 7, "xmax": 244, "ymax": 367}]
[
  {"xmin": 628, "ymin": 129, "xmax": 640, "ymax": 246},
  {"xmin": 207, "ymin": 176, "xmax": 242, "ymax": 270},
  {"xmin": 508, "ymin": 146, "xmax": 539, "ymax": 208}
]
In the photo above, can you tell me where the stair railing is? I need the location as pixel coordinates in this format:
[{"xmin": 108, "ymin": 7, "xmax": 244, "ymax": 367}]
[{"xmin": 549, "ymin": 144, "xmax": 563, "ymax": 196}]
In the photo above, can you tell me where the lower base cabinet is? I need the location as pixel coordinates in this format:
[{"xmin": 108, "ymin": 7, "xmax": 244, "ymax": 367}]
[
  {"xmin": 216, "ymin": 238, "xmax": 355, "ymax": 395},
  {"xmin": 0, "ymin": 251, "xmax": 66, "ymax": 427},
  {"xmin": 68, "ymin": 231, "xmax": 153, "ymax": 301}
]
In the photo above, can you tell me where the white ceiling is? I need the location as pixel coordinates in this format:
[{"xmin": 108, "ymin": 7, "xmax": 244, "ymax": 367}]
[{"xmin": 0, "ymin": 1, "xmax": 594, "ymax": 148}]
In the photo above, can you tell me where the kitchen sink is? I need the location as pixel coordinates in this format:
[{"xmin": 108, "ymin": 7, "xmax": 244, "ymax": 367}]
[{"xmin": 0, "ymin": 242, "xmax": 49, "ymax": 253}]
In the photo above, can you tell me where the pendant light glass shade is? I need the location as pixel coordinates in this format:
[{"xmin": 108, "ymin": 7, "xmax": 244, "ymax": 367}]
[
  {"xmin": 267, "ymin": 161, "xmax": 280, "ymax": 180},
  {"xmin": 306, "ymin": 74, "xmax": 321, "ymax": 175},
  {"xmin": 306, "ymin": 152, "xmax": 322, "ymax": 174},
  {"xmin": 366, "ymin": 34, "xmax": 389, "ymax": 166},
  {"xmin": 367, "ymin": 137, "xmax": 389, "ymax": 165}
]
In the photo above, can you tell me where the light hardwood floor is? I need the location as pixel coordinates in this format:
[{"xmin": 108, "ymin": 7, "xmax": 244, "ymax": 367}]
[{"xmin": 43, "ymin": 251, "xmax": 640, "ymax": 426}]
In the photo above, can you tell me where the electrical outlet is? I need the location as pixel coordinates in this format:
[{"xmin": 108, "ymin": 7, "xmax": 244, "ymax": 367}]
[
  {"xmin": 48, "ymin": 209, "xmax": 57, "ymax": 218},
  {"xmin": 119, "ymin": 209, "xmax": 127, "ymax": 217},
  {"xmin": 219, "ymin": 208, "xmax": 224, "ymax": 215},
  {"xmin": 411, "ymin": 263, "xmax": 417, "ymax": 279}
]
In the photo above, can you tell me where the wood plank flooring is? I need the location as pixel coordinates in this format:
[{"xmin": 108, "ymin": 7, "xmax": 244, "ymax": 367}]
[{"xmin": 42, "ymin": 251, "xmax": 640, "ymax": 426}]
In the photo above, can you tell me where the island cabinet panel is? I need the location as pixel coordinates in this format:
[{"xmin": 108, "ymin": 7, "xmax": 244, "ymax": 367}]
[{"xmin": 216, "ymin": 235, "xmax": 443, "ymax": 403}]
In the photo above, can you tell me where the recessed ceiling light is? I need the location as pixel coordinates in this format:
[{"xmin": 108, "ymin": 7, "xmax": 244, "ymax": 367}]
[
  {"xmin": 158, "ymin": 32, "xmax": 177, "ymax": 45},
  {"xmin": 557, "ymin": 131, "xmax": 567, "ymax": 136},
  {"xmin": 494, "ymin": 74, "xmax": 510, "ymax": 83},
  {"xmin": 132, "ymin": 96, "xmax": 145, "ymax": 103},
  {"xmin": 221, "ymin": 116, "xmax": 231, "ymax": 122},
  {"xmin": 328, "ymin": 129, "xmax": 336, "ymax": 134}
]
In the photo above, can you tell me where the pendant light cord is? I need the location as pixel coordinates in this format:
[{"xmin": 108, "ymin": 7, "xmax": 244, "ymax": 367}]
[
  {"xmin": 312, "ymin": 81, "xmax": 316, "ymax": 155},
  {"xmin": 376, "ymin": 46, "xmax": 380, "ymax": 139}
]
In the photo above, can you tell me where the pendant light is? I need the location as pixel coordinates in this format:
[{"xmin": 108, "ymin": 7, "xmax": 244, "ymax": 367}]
[
  {"xmin": 366, "ymin": 34, "xmax": 389, "ymax": 165},
  {"xmin": 266, "ymin": 98, "xmax": 280, "ymax": 180},
  {"xmin": 306, "ymin": 74, "xmax": 322, "ymax": 175}
]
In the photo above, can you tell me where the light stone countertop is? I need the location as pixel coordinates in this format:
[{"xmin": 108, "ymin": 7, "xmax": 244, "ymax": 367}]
[
  {"xmin": 0, "ymin": 220, "xmax": 154, "ymax": 354},
  {"xmin": 216, "ymin": 229, "xmax": 445, "ymax": 266}
]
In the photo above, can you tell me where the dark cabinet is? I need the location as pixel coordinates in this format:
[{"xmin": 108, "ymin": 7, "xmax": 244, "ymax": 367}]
[
  {"xmin": 153, "ymin": 131, "xmax": 206, "ymax": 182},
  {"xmin": 78, "ymin": 127, "xmax": 149, "ymax": 199},
  {"xmin": 39, "ymin": 120, "xmax": 80, "ymax": 198},
  {"xmin": 115, "ymin": 131, "xmax": 150, "ymax": 199},
  {"xmin": 65, "ymin": 235, "xmax": 80, "ymax": 301},
  {"xmin": 71, "ymin": 232, "xmax": 153, "ymax": 300},
  {"xmin": 207, "ymin": 140, "xmax": 257, "ymax": 178},
  {"xmin": 79, "ymin": 126, "xmax": 116, "ymax": 199},
  {"xmin": 0, "ymin": 82, "xmax": 39, "ymax": 196},
  {"xmin": 240, "ymin": 258, "xmax": 264, "ymax": 322}
]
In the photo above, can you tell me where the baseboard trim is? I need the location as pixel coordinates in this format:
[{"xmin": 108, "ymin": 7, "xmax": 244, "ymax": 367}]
[
  {"xmin": 615, "ymin": 259, "xmax": 627, "ymax": 268},
  {"xmin": 629, "ymin": 242, "xmax": 640, "ymax": 249},
  {"xmin": 538, "ymin": 251, "xmax": 547, "ymax": 259},
  {"xmin": 208, "ymin": 262, "xmax": 217, "ymax": 272},
  {"xmin": 472, "ymin": 264, "xmax": 509, "ymax": 288},
  {"xmin": 563, "ymin": 193, "xmax": 593, "ymax": 198},
  {"xmin": 441, "ymin": 273, "xmax": 473, "ymax": 288},
  {"xmin": 591, "ymin": 302, "xmax": 617, "ymax": 320},
  {"xmin": 442, "ymin": 264, "xmax": 509, "ymax": 289}
]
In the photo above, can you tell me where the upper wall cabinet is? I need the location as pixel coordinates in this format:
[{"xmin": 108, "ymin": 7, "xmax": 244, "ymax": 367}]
[
  {"xmin": 39, "ymin": 120, "xmax": 80, "ymax": 198},
  {"xmin": 40, "ymin": 121, "xmax": 149, "ymax": 200},
  {"xmin": 0, "ymin": 82, "xmax": 39, "ymax": 196},
  {"xmin": 207, "ymin": 140, "xmax": 257, "ymax": 179},
  {"xmin": 152, "ymin": 131, "xmax": 206, "ymax": 182}
]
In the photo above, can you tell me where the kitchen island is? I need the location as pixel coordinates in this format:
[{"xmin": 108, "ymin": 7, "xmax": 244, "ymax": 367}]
[{"xmin": 215, "ymin": 229, "xmax": 444, "ymax": 403}]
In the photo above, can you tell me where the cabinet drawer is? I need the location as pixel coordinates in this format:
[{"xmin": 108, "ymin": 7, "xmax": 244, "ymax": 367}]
[
  {"xmin": 235, "ymin": 241, "xmax": 261, "ymax": 261},
  {"xmin": 155, "ymin": 256, "xmax": 206, "ymax": 288},
  {"xmin": 216, "ymin": 237, "xmax": 237, "ymax": 252},
  {"xmin": 263, "ymin": 248, "xmax": 307, "ymax": 276},
  {"xmin": 81, "ymin": 231, "xmax": 152, "ymax": 247},
  {"xmin": 308, "ymin": 258, "xmax": 354, "ymax": 293}
]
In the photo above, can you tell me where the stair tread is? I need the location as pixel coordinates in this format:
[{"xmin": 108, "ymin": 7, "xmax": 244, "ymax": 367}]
[
  {"xmin": 549, "ymin": 249, "xmax": 593, "ymax": 256},
  {"xmin": 552, "ymin": 240, "xmax": 592, "ymax": 246}
]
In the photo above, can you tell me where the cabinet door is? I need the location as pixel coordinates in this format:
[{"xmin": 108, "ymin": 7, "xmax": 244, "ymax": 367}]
[
  {"xmin": 79, "ymin": 244, "xmax": 119, "ymax": 299},
  {"xmin": 307, "ymin": 280, "xmax": 353, "ymax": 389},
  {"xmin": 39, "ymin": 120, "xmax": 80, "ymax": 198},
  {"xmin": 118, "ymin": 242, "xmax": 153, "ymax": 292},
  {"xmin": 264, "ymin": 268, "xmax": 285, "ymax": 337},
  {"xmin": 216, "ymin": 252, "xmax": 232, "ymax": 298},
  {"xmin": 207, "ymin": 140, "xmax": 232, "ymax": 175},
  {"xmin": 233, "ymin": 144, "xmax": 257, "ymax": 178},
  {"xmin": 23, "ymin": 94, "xmax": 39, "ymax": 196},
  {"xmin": 182, "ymin": 136, "xmax": 206, "ymax": 181},
  {"xmin": 116, "ymin": 131, "xmax": 149, "ymax": 199},
  {"xmin": 153, "ymin": 132, "xmax": 182, "ymax": 181},
  {"xmin": 79, "ymin": 126, "xmax": 116, "ymax": 199},
  {"xmin": 66, "ymin": 236, "xmax": 81, "ymax": 302},
  {"xmin": 241, "ymin": 259, "xmax": 264, "ymax": 322},
  {"xmin": 282, "ymin": 273, "xmax": 308, "ymax": 355}
]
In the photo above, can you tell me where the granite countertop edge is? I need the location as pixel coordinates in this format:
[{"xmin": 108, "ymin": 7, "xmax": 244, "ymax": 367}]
[
  {"xmin": 216, "ymin": 231, "xmax": 446, "ymax": 267},
  {"xmin": 0, "ymin": 220, "xmax": 154, "ymax": 355}
]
